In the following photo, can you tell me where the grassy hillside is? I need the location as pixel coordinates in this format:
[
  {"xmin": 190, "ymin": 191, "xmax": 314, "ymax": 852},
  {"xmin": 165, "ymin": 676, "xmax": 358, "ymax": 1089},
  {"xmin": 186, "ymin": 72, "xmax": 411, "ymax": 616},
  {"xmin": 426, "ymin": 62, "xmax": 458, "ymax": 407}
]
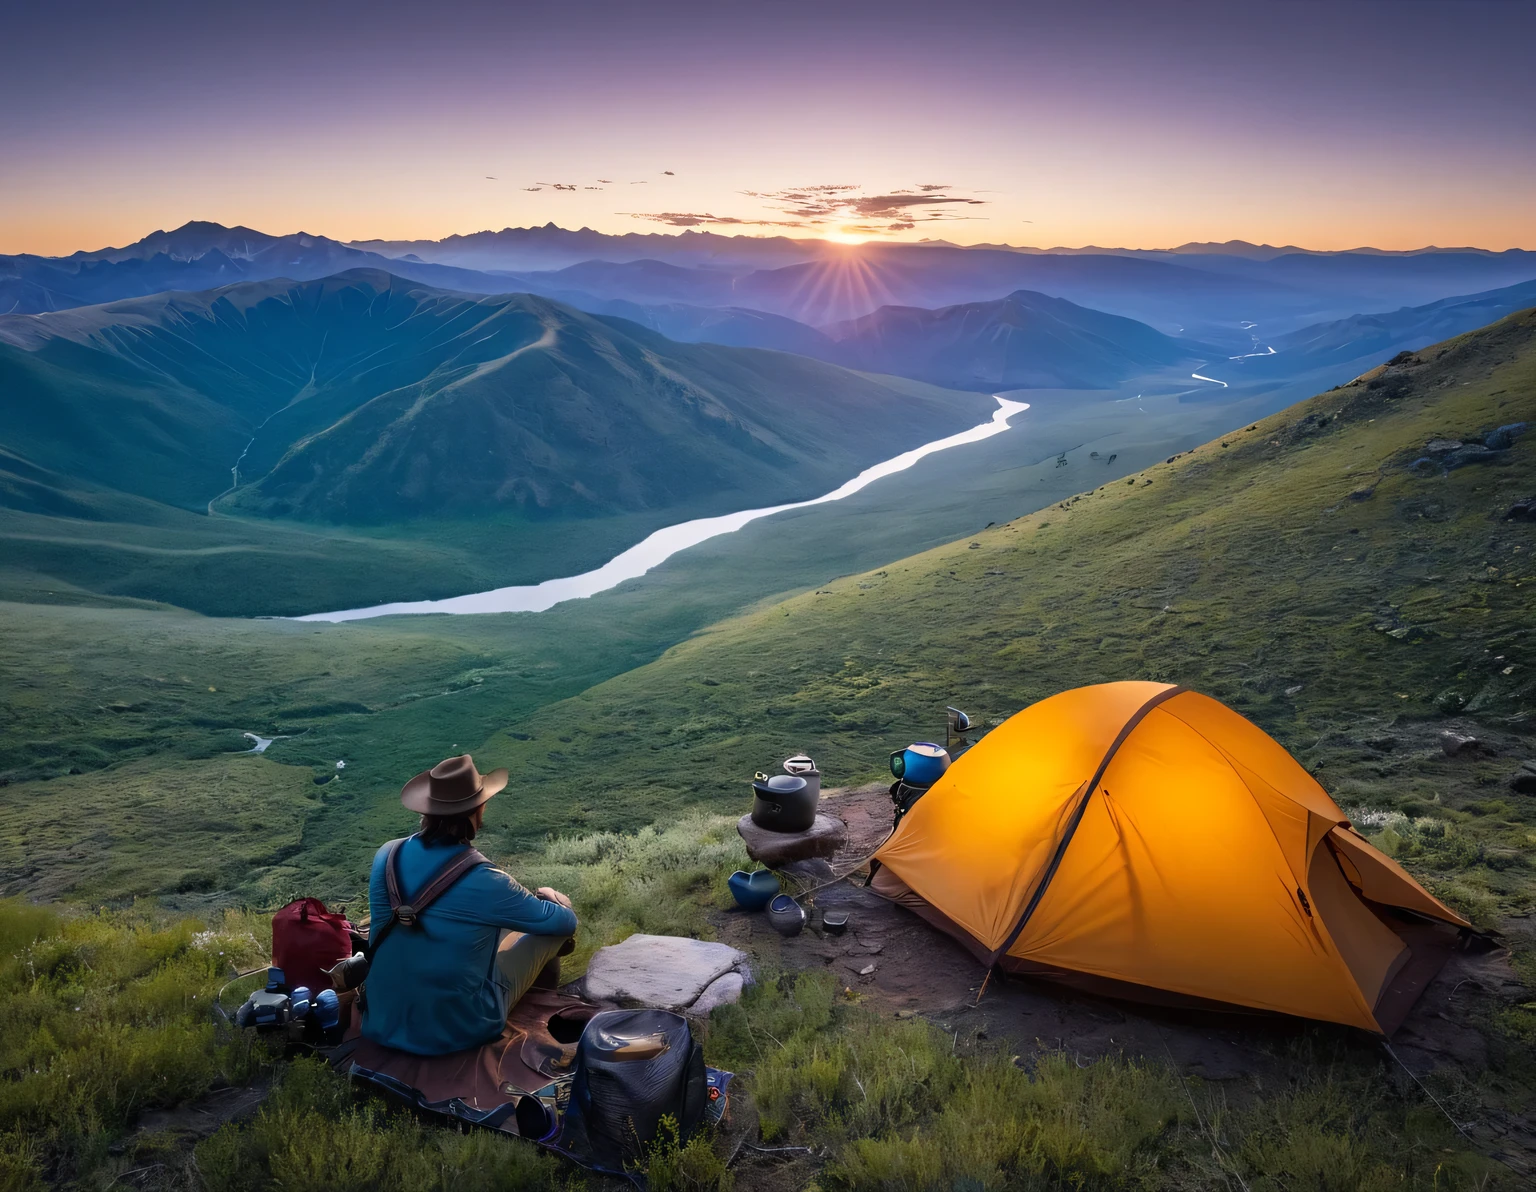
[
  {"xmin": 473, "ymin": 309, "xmax": 1535, "ymax": 918},
  {"xmin": 0, "ymin": 270, "xmax": 991, "ymax": 524}
]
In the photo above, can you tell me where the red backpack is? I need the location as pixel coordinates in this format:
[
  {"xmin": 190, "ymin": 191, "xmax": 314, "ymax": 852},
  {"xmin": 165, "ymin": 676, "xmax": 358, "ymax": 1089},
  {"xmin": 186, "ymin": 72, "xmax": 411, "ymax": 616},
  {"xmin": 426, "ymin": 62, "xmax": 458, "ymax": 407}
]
[{"xmin": 271, "ymin": 898, "xmax": 354, "ymax": 992}]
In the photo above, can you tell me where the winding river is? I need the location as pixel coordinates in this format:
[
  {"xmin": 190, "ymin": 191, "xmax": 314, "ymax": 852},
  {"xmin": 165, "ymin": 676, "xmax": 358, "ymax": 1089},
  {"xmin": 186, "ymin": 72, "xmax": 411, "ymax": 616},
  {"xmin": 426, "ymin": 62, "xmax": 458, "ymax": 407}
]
[{"xmin": 296, "ymin": 396, "xmax": 1030, "ymax": 622}]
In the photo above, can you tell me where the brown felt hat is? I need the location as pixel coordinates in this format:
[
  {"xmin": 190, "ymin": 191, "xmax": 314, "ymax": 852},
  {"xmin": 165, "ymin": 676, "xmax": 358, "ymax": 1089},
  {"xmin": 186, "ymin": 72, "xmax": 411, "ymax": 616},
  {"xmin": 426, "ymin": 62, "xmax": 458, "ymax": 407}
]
[{"xmin": 400, "ymin": 754, "xmax": 508, "ymax": 816}]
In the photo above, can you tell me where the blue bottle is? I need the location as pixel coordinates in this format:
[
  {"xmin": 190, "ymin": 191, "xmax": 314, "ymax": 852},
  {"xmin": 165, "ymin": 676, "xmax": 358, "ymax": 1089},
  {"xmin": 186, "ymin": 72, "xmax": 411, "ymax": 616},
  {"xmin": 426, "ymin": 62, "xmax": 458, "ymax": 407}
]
[
  {"xmin": 314, "ymin": 988, "xmax": 341, "ymax": 1030},
  {"xmin": 289, "ymin": 986, "xmax": 312, "ymax": 1019}
]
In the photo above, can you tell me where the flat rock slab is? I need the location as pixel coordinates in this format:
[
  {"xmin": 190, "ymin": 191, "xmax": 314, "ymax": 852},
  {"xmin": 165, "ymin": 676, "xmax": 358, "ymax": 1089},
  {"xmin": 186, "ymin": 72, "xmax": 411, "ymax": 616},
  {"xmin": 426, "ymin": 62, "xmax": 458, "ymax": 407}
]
[
  {"xmin": 689, "ymin": 972, "xmax": 745, "ymax": 1017},
  {"xmin": 737, "ymin": 812, "xmax": 847, "ymax": 867},
  {"xmin": 582, "ymin": 934, "xmax": 747, "ymax": 1011}
]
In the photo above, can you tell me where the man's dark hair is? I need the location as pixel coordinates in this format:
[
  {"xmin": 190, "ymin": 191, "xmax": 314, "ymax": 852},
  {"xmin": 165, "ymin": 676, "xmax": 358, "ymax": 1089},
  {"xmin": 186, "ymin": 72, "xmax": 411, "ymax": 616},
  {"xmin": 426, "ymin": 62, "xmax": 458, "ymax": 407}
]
[{"xmin": 419, "ymin": 812, "xmax": 479, "ymax": 845}]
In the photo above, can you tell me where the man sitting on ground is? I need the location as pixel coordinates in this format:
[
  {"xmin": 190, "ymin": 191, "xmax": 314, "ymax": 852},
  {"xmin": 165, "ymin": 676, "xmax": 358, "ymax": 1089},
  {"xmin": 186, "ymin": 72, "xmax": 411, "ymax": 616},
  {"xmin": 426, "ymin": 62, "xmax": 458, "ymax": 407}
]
[{"xmin": 361, "ymin": 754, "xmax": 578, "ymax": 1055}]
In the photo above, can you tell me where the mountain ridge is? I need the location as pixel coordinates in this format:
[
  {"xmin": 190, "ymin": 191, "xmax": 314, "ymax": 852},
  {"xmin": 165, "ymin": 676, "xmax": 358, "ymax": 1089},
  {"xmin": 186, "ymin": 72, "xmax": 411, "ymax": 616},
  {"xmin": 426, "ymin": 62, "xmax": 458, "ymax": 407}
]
[{"xmin": 0, "ymin": 269, "xmax": 994, "ymax": 524}]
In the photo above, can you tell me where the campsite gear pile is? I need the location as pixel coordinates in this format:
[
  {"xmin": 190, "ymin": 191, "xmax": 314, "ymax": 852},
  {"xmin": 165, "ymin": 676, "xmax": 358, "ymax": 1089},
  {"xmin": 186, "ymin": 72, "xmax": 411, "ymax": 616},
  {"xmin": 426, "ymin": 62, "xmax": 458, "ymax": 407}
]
[
  {"xmin": 749, "ymin": 754, "xmax": 822, "ymax": 832},
  {"xmin": 234, "ymin": 965, "xmax": 345, "ymax": 1042},
  {"xmin": 868, "ymin": 681, "xmax": 1473, "ymax": 1033}
]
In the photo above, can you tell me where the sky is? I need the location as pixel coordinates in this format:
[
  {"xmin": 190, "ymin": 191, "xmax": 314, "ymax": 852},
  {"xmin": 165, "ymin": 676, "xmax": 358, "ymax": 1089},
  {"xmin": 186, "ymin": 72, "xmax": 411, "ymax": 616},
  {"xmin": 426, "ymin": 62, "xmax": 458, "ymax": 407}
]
[{"xmin": 3, "ymin": 0, "xmax": 1534, "ymax": 255}]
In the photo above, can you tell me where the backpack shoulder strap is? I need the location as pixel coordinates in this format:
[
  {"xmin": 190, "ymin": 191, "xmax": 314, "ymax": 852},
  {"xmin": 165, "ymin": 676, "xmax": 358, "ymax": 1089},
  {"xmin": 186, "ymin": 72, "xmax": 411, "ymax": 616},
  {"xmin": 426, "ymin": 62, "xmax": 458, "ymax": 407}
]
[
  {"xmin": 368, "ymin": 839, "xmax": 489, "ymax": 959},
  {"xmin": 402, "ymin": 846, "xmax": 490, "ymax": 923}
]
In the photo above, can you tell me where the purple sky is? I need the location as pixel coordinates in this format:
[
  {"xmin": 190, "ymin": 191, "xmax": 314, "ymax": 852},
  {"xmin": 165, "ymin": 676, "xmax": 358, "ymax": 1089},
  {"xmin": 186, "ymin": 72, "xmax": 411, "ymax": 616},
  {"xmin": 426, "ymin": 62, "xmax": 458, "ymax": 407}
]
[{"xmin": 3, "ymin": 0, "xmax": 1534, "ymax": 254}]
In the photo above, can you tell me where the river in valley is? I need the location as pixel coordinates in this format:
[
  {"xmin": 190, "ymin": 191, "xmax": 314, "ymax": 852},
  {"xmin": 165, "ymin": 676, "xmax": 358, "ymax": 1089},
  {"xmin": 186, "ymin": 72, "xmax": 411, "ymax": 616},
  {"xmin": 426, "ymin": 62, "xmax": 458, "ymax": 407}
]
[{"xmin": 295, "ymin": 397, "xmax": 1030, "ymax": 622}]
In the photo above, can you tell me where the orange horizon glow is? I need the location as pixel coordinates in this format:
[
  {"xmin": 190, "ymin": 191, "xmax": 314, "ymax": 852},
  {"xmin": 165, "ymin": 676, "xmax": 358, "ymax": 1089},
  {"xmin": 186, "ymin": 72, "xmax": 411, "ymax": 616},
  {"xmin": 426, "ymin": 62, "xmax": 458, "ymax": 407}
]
[{"xmin": 2, "ymin": 3, "xmax": 1532, "ymax": 259}]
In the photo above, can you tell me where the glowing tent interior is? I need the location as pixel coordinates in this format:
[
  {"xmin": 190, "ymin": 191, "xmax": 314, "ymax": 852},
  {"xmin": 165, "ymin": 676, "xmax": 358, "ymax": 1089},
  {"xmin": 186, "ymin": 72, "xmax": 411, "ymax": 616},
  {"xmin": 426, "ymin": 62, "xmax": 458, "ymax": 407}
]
[{"xmin": 871, "ymin": 682, "xmax": 1470, "ymax": 1032}]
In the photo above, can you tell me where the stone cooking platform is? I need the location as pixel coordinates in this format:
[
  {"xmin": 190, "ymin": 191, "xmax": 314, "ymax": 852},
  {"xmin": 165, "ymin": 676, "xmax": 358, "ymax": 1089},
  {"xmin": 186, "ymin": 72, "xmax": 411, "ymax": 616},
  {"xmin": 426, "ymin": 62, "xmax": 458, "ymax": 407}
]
[{"xmin": 737, "ymin": 812, "xmax": 847, "ymax": 867}]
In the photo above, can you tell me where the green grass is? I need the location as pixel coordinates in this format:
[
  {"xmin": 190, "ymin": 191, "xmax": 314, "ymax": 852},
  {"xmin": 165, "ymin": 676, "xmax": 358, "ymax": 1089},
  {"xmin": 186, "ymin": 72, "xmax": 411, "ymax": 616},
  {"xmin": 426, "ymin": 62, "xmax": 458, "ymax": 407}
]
[
  {"xmin": 700, "ymin": 971, "xmax": 1507, "ymax": 1190},
  {"xmin": 5, "ymin": 859, "xmax": 1509, "ymax": 1192},
  {"xmin": 0, "ymin": 897, "xmax": 270, "ymax": 1189},
  {"xmin": 193, "ymin": 1058, "xmax": 575, "ymax": 1192}
]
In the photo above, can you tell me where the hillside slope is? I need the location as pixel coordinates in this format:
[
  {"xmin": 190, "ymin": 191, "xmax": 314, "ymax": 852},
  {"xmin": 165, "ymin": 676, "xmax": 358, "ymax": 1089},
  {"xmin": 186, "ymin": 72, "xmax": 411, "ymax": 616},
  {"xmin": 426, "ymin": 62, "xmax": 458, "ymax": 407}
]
[
  {"xmin": 823, "ymin": 289, "xmax": 1208, "ymax": 390},
  {"xmin": 473, "ymin": 310, "xmax": 1536, "ymax": 872},
  {"xmin": 0, "ymin": 270, "xmax": 992, "ymax": 522}
]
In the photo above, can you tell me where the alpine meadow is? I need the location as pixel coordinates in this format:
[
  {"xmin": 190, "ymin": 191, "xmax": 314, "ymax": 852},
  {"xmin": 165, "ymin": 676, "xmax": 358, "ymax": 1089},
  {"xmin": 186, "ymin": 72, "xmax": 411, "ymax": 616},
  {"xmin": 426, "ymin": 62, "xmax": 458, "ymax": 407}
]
[{"xmin": 3, "ymin": 2, "xmax": 1535, "ymax": 1190}]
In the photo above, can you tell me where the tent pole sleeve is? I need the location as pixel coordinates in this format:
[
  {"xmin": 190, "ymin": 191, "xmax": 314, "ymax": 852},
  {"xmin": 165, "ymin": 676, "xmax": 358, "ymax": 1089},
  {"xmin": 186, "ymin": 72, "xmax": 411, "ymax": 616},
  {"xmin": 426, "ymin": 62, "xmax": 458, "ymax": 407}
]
[{"xmin": 990, "ymin": 684, "xmax": 1185, "ymax": 964}]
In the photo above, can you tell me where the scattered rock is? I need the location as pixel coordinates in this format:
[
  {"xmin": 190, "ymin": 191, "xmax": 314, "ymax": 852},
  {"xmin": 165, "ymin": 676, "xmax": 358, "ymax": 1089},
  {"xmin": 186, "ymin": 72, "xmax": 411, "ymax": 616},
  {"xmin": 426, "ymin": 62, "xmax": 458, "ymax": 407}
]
[
  {"xmin": 1485, "ymin": 422, "xmax": 1527, "ymax": 451},
  {"xmin": 1348, "ymin": 486, "xmax": 1375, "ymax": 501},
  {"xmin": 1444, "ymin": 445, "xmax": 1502, "ymax": 469},
  {"xmin": 582, "ymin": 934, "xmax": 747, "ymax": 1011},
  {"xmin": 858, "ymin": 964, "xmax": 877, "ymax": 977},
  {"xmin": 1512, "ymin": 764, "xmax": 1536, "ymax": 796},
  {"xmin": 1284, "ymin": 685, "xmax": 1304, "ymax": 696},
  {"xmin": 1440, "ymin": 731, "xmax": 1479, "ymax": 757},
  {"xmin": 688, "ymin": 971, "xmax": 745, "ymax": 1016},
  {"xmin": 1503, "ymin": 497, "xmax": 1534, "ymax": 522},
  {"xmin": 1425, "ymin": 439, "xmax": 1464, "ymax": 454}
]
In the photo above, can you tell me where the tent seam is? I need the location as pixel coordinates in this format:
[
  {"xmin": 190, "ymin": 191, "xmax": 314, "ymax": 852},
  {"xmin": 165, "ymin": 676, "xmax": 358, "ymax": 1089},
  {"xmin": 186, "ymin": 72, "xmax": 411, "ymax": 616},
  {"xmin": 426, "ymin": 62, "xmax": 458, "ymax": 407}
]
[{"xmin": 991, "ymin": 683, "xmax": 1184, "ymax": 964}]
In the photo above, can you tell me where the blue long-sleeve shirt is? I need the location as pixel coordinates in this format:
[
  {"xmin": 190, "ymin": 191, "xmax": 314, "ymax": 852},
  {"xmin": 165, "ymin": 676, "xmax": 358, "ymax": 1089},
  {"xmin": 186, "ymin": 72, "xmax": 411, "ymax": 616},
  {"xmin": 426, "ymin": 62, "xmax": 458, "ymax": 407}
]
[{"xmin": 361, "ymin": 835, "xmax": 578, "ymax": 1055}]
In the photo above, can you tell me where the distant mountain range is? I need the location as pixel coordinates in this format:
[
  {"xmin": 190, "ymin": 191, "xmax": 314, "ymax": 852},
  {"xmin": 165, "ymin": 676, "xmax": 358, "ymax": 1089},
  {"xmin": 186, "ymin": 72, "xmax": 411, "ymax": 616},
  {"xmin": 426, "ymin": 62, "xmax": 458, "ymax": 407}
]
[
  {"xmin": 0, "ymin": 222, "xmax": 520, "ymax": 315},
  {"xmin": 0, "ymin": 271, "xmax": 992, "ymax": 524},
  {"xmin": 8, "ymin": 222, "xmax": 1534, "ymax": 340},
  {"xmin": 1223, "ymin": 278, "xmax": 1536, "ymax": 378}
]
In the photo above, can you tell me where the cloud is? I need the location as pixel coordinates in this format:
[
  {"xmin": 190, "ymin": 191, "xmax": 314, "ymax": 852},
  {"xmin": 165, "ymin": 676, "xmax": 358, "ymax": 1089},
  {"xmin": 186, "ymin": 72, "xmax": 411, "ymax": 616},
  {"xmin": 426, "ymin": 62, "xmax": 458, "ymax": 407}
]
[
  {"xmin": 540, "ymin": 182, "xmax": 578, "ymax": 191},
  {"xmin": 623, "ymin": 212, "xmax": 749, "ymax": 227},
  {"xmin": 523, "ymin": 186, "xmax": 542, "ymax": 192},
  {"xmin": 662, "ymin": 170, "xmax": 675, "ymax": 175},
  {"xmin": 850, "ymin": 193, "xmax": 986, "ymax": 219},
  {"xmin": 737, "ymin": 184, "xmax": 987, "ymax": 227},
  {"xmin": 623, "ymin": 211, "xmax": 812, "ymax": 229},
  {"xmin": 597, "ymin": 179, "xmax": 613, "ymax": 184},
  {"xmin": 619, "ymin": 182, "xmax": 990, "ymax": 239}
]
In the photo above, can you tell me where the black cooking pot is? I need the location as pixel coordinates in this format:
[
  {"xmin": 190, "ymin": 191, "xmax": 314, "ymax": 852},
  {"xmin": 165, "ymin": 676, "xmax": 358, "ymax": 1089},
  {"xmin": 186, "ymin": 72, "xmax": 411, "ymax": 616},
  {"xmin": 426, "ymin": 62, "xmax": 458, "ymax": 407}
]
[{"xmin": 750, "ymin": 772, "xmax": 817, "ymax": 833}]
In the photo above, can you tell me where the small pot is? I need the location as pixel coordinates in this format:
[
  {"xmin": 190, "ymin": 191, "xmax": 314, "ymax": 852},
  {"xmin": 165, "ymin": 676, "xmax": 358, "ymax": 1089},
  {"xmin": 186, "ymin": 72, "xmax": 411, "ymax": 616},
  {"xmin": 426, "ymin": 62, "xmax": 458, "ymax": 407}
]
[
  {"xmin": 728, "ymin": 869, "xmax": 781, "ymax": 912},
  {"xmin": 821, "ymin": 910, "xmax": 849, "ymax": 936},
  {"xmin": 751, "ymin": 773, "xmax": 817, "ymax": 833},
  {"xmin": 766, "ymin": 894, "xmax": 806, "ymax": 937},
  {"xmin": 889, "ymin": 742, "xmax": 951, "ymax": 788},
  {"xmin": 783, "ymin": 754, "xmax": 821, "ymax": 800}
]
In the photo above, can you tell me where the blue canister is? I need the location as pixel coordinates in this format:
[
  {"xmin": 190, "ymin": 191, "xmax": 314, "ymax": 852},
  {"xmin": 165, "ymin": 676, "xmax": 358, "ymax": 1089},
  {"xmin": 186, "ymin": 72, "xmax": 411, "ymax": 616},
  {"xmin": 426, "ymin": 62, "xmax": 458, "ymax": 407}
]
[
  {"xmin": 265, "ymin": 966, "xmax": 286, "ymax": 992},
  {"xmin": 314, "ymin": 988, "xmax": 341, "ymax": 1030},
  {"xmin": 889, "ymin": 742, "xmax": 951, "ymax": 788},
  {"xmin": 728, "ymin": 869, "xmax": 781, "ymax": 911},
  {"xmin": 289, "ymin": 986, "xmax": 312, "ymax": 1019}
]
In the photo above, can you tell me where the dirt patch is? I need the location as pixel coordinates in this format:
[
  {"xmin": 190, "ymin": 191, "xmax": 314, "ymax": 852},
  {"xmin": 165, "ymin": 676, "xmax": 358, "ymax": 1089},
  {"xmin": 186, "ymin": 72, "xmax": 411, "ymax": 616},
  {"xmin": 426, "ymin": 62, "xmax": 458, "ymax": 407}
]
[{"xmin": 711, "ymin": 783, "xmax": 1535, "ymax": 1175}]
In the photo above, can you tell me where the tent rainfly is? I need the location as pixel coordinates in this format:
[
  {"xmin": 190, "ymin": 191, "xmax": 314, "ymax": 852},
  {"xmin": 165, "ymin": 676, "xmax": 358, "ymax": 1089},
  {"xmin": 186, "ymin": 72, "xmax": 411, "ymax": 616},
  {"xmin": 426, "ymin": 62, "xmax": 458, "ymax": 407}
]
[{"xmin": 871, "ymin": 682, "xmax": 1470, "ymax": 1032}]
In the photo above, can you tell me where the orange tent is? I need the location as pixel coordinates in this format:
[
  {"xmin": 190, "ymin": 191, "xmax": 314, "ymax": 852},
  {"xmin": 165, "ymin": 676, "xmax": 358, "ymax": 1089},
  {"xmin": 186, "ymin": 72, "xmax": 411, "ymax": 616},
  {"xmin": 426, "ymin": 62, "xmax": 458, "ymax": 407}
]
[{"xmin": 871, "ymin": 682, "xmax": 1469, "ymax": 1032}]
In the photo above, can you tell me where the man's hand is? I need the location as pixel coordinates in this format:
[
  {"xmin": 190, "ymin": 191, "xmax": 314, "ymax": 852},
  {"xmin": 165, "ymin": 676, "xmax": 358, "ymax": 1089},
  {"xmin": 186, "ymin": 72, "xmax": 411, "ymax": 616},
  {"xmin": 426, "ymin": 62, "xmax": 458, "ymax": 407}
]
[{"xmin": 536, "ymin": 886, "xmax": 573, "ymax": 910}]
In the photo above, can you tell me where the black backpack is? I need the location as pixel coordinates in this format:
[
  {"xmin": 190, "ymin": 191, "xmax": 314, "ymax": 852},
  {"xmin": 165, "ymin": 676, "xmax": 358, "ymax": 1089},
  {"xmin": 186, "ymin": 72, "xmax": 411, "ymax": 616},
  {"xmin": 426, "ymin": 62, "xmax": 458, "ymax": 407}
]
[{"xmin": 560, "ymin": 1008, "xmax": 708, "ymax": 1172}]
